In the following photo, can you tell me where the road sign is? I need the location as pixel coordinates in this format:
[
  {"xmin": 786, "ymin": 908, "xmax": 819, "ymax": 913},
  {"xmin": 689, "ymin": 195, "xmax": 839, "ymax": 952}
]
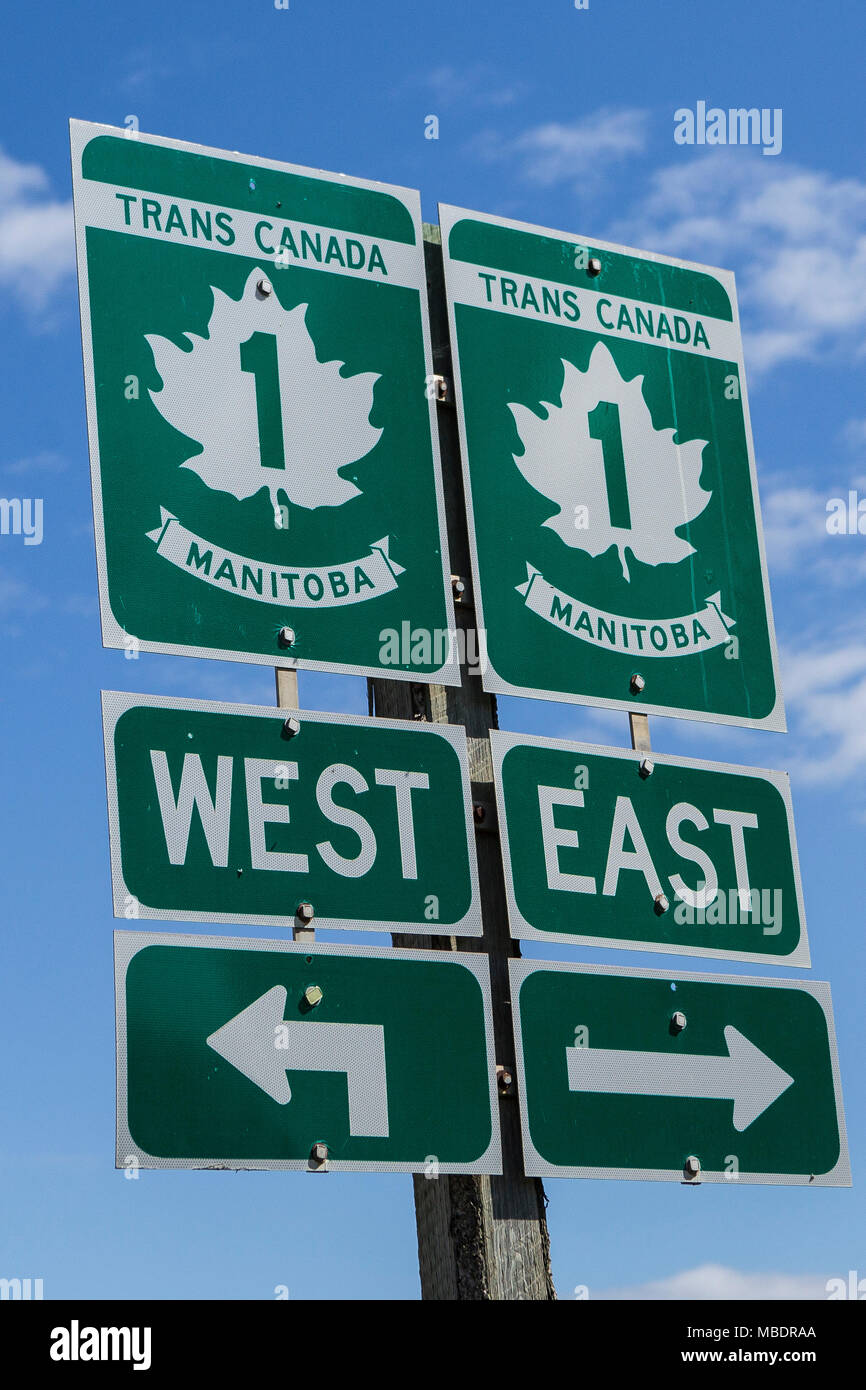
[
  {"xmin": 71, "ymin": 119, "xmax": 458, "ymax": 683},
  {"xmin": 102, "ymin": 691, "xmax": 481, "ymax": 935},
  {"xmin": 492, "ymin": 731, "xmax": 808, "ymax": 966},
  {"xmin": 510, "ymin": 960, "xmax": 849, "ymax": 1186},
  {"xmin": 116, "ymin": 933, "xmax": 500, "ymax": 1172},
  {"xmin": 440, "ymin": 204, "xmax": 783, "ymax": 729}
]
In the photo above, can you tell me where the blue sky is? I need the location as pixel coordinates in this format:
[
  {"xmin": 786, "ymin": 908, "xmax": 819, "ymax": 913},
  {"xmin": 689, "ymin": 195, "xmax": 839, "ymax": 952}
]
[{"xmin": 2, "ymin": 0, "xmax": 865, "ymax": 1299}]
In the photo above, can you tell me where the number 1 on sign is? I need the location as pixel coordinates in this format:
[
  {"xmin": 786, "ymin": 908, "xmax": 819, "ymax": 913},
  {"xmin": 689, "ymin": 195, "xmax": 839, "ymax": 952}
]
[
  {"xmin": 588, "ymin": 400, "xmax": 631, "ymax": 529},
  {"xmin": 240, "ymin": 332, "xmax": 286, "ymax": 473}
]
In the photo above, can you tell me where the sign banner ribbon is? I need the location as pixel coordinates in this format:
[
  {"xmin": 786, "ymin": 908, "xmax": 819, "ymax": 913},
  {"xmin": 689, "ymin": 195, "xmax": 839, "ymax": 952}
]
[
  {"xmin": 516, "ymin": 564, "xmax": 735, "ymax": 657},
  {"xmin": 147, "ymin": 508, "xmax": 405, "ymax": 608}
]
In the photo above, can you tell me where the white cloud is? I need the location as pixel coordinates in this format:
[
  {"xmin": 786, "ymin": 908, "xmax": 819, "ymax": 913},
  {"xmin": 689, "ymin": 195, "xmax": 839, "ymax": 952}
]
[
  {"xmin": 600, "ymin": 1263, "xmax": 828, "ymax": 1301},
  {"xmin": 614, "ymin": 153, "xmax": 866, "ymax": 373},
  {"xmin": 469, "ymin": 107, "xmax": 648, "ymax": 191},
  {"xmin": 0, "ymin": 147, "xmax": 74, "ymax": 311},
  {"xmin": 424, "ymin": 64, "xmax": 526, "ymax": 110},
  {"xmin": 3, "ymin": 449, "xmax": 67, "ymax": 477},
  {"xmin": 759, "ymin": 478, "xmax": 831, "ymax": 573},
  {"xmin": 780, "ymin": 636, "xmax": 866, "ymax": 783}
]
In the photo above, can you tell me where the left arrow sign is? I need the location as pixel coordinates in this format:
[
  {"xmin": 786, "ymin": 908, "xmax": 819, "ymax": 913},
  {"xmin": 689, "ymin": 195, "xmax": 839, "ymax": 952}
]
[{"xmin": 207, "ymin": 985, "xmax": 389, "ymax": 1137}]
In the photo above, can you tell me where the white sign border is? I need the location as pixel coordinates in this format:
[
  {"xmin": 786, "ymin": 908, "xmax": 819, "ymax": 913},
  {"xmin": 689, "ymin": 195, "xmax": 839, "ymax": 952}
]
[
  {"xmin": 439, "ymin": 200, "xmax": 785, "ymax": 731},
  {"xmin": 102, "ymin": 689, "xmax": 482, "ymax": 936},
  {"xmin": 116, "ymin": 931, "xmax": 501, "ymax": 1174},
  {"xmin": 70, "ymin": 118, "xmax": 459, "ymax": 685},
  {"xmin": 491, "ymin": 729, "xmax": 809, "ymax": 968},
  {"xmin": 509, "ymin": 957, "xmax": 850, "ymax": 1187}
]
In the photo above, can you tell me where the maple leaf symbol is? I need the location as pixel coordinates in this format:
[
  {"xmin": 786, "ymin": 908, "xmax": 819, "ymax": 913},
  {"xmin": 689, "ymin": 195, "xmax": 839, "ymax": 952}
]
[
  {"xmin": 146, "ymin": 268, "xmax": 382, "ymax": 522},
  {"xmin": 509, "ymin": 341, "xmax": 711, "ymax": 581}
]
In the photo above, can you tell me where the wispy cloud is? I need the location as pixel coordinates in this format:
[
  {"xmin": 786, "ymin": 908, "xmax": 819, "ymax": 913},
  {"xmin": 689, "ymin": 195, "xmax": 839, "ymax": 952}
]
[
  {"xmin": 614, "ymin": 153, "xmax": 866, "ymax": 373},
  {"xmin": 3, "ymin": 449, "xmax": 68, "ymax": 477},
  {"xmin": 424, "ymin": 64, "xmax": 527, "ymax": 111},
  {"xmin": 780, "ymin": 634, "xmax": 866, "ymax": 784},
  {"xmin": 0, "ymin": 147, "xmax": 74, "ymax": 312},
  {"xmin": 599, "ymin": 1263, "xmax": 828, "ymax": 1300},
  {"xmin": 469, "ymin": 107, "xmax": 648, "ymax": 192}
]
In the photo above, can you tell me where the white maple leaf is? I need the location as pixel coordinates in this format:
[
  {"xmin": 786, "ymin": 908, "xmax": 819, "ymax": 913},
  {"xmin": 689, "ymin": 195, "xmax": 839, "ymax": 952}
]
[
  {"xmin": 146, "ymin": 268, "xmax": 381, "ymax": 520},
  {"xmin": 509, "ymin": 341, "xmax": 711, "ymax": 581}
]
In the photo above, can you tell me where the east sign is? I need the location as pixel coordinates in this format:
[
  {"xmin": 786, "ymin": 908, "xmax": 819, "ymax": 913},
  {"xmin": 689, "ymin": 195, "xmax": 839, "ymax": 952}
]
[
  {"xmin": 441, "ymin": 204, "xmax": 783, "ymax": 728},
  {"xmin": 492, "ymin": 732, "xmax": 807, "ymax": 967},
  {"xmin": 510, "ymin": 960, "xmax": 849, "ymax": 1186},
  {"xmin": 116, "ymin": 933, "xmax": 500, "ymax": 1173},
  {"xmin": 71, "ymin": 121, "xmax": 457, "ymax": 682},
  {"xmin": 102, "ymin": 692, "xmax": 481, "ymax": 936}
]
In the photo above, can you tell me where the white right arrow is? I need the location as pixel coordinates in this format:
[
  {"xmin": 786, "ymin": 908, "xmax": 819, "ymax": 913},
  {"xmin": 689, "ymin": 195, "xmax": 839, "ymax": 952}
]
[
  {"xmin": 566, "ymin": 1025, "xmax": 794, "ymax": 1132},
  {"xmin": 207, "ymin": 986, "xmax": 389, "ymax": 1137}
]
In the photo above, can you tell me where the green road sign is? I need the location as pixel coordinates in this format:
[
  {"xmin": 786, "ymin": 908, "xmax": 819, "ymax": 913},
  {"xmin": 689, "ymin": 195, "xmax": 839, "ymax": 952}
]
[
  {"xmin": 103, "ymin": 691, "xmax": 481, "ymax": 936},
  {"xmin": 71, "ymin": 120, "xmax": 458, "ymax": 682},
  {"xmin": 492, "ymin": 731, "xmax": 808, "ymax": 967},
  {"xmin": 510, "ymin": 960, "xmax": 849, "ymax": 1186},
  {"xmin": 116, "ymin": 933, "xmax": 500, "ymax": 1172},
  {"xmin": 440, "ymin": 204, "xmax": 783, "ymax": 729}
]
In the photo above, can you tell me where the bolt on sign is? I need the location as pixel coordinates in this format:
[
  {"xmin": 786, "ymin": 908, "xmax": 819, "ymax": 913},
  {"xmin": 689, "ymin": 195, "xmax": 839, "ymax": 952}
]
[
  {"xmin": 102, "ymin": 691, "xmax": 481, "ymax": 936},
  {"xmin": 440, "ymin": 204, "xmax": 783, "ymax": 728},
  {"xmin": 491, "ymin": 731, "xmax": 808, "ymax": 967},
  {"xmin": 116, "ymin": 933, "xmax": 501, "ymax": 1172},
  {"xmin": 70, "ymin": 120, "xmax": 458, "ymax": 682},
  {"xmin": 510, "ymin": 960, "xmax": 849, "ymax": 1186}
]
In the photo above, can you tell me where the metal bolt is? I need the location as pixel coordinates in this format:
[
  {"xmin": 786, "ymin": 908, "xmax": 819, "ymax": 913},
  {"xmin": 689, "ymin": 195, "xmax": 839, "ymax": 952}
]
[
  {"xmin": 587, "ymin": 257, "xmax": 602, "ymax": 276},
  {"xmin": 297, "ymin": 902, "xmax": 315, "ymax": 924},
  {"xmin": 473, "ymin": 803, "xmax": 486, "ymax": 825},
  {"xmin": 638, "ymin": 757, "xmax": 654, "ymax": 779},
  {"xmin": 282, "ymin": 716, "xmax": 300, "ymax": 737},
  {"xmin": 684, "ymin": 1155, "xmax": 701, "ymax": 1178},
  {"xmin": 630, "ymin": 672, "xmax": 646, "ymax": 694},
  {"xmin": 496, "ymin": 1064, "xmax": 514, "ymax": 1095},
  {"xmin": 654, "ymin": 892, "xmax": 670, "ymax": 915},
  {"xmin": 304, "ymin": 984, "xmax": 323, "ymax": 1008},
  {"xmin": 257, "ymin": 277, "xmax": 273, "ymax": 297},
  {"xmin": 310, "ymin": 1142, "xmax": 328, "ymax": 1165},
  {"xmin": 671, "ymin": 1011, "xmax": 687, "ymax": 1034},
  {"xmin": 451, "ymin": 575, "xmax": 466, "ymax": 600},
  {"xmin": 278, "ymin": 626, "xmax": 296, "ymax": 648}
]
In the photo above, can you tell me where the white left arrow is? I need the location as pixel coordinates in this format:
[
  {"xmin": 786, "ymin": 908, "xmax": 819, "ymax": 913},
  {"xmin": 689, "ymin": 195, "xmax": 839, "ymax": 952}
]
[{"xmin": 206, "ymin": 986, "xmax": 389, "ymax": 1137}]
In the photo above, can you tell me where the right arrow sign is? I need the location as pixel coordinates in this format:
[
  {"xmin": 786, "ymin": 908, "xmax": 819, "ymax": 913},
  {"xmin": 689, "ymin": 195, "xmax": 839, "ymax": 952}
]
[{"xmin": 511, "ymin": 960, "xmax": 850, "ymax": 1186}]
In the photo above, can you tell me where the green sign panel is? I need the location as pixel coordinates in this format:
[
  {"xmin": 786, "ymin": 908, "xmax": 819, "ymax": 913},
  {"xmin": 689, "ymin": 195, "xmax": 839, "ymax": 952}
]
[
  {"xmin": 103, "ymin": 692, "xmax": 481, "ymax": 935},
  {"xmin": 71, "ymin": 120, "xmax": 458, "ymax": 682},
  {"xmin": 510, "ymin": 960, "xmax": 849, "ymax": 1186},
  {"xmin": 492, "ymin": 731, "xmax": 808, "ymax": 966},
  {"xmin": 116, "ymin": 933, "xmax": 500, "ymax": 1172},
  {"xmin": 441, "ymin": 204, "xmax": 783, "ymax": 729}
]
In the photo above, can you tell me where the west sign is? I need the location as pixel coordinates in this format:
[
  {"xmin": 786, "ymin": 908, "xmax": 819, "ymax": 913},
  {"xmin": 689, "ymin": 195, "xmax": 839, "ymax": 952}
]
[
  {"xmin": 441, "ymin": 204, "xmax": 783, "ymax": 728},
  {"xmin": 102, "ymin": 692, "xmax": 481, "ymax": 936},
  {"xmin": 71, "ymin": 121, "xmax": 458, "ymax": 682}
]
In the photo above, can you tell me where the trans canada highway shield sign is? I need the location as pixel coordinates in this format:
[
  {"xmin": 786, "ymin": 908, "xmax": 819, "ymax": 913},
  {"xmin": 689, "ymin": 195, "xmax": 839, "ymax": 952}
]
[
  {"xmin": 440, "ymin": 204, "xmax": 784, "ymax": 728},
  {"xmin": 71, "ymin": 121, "xmax": 458, "ymax": 681}
]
